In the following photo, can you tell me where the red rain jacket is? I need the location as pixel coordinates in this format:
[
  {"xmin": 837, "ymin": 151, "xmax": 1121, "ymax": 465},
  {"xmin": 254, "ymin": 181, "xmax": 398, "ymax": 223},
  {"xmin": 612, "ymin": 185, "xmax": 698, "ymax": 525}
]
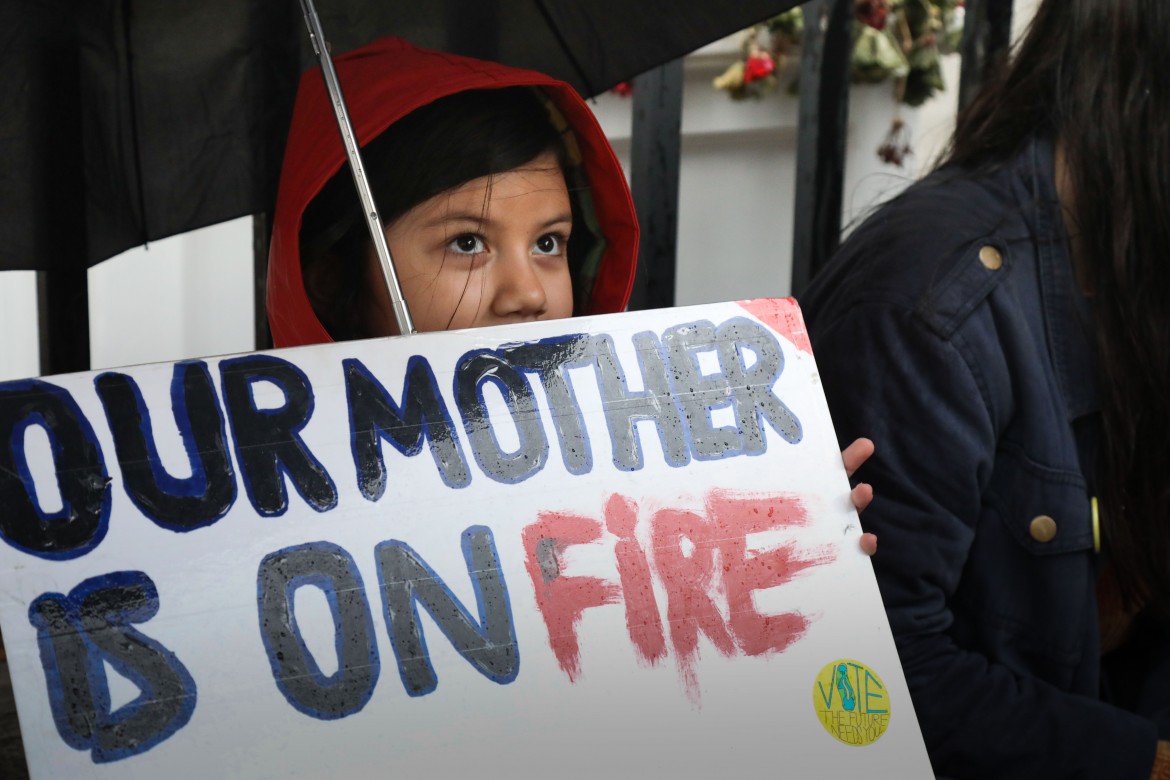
[{"xmin": 267, "ymin": 36, "xmax": 639, "ymax": 348}]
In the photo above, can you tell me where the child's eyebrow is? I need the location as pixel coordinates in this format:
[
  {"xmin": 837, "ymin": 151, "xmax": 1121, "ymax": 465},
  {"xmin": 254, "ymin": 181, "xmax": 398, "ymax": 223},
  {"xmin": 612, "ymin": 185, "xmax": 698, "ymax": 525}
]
[
  {"xmin": 422, "ymin": 212, "xmax": 573, "ymax": 230},
  {"xmin": 535, "ymin": 214, "xmax": 573, "ymax": 229}
]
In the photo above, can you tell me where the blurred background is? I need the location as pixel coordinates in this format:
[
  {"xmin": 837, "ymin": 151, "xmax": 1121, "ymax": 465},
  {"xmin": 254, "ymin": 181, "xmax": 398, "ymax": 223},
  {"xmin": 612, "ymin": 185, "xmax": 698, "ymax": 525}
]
[{"xmin": 0, "ymin": 0, "xmax": 1038, "ymax": 380}]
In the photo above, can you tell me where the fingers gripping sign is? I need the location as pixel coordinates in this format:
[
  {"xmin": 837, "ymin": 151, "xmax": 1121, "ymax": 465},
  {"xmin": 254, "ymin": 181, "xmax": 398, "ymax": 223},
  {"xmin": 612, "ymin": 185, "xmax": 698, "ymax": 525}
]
[{"xmin": 842, "ymin": 437, "xmax": 877, "ymax": 556}]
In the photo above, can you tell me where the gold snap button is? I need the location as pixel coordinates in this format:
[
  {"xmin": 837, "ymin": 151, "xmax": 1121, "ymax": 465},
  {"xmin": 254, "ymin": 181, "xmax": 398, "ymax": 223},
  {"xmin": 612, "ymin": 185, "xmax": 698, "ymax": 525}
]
[
  {"xmin": 1029, "ymin": 515, "xmax": 1057, "ymax": 543},
  {"xmin": 979, "ymin": 245, "xmax": 1003, "ymax": 270}
]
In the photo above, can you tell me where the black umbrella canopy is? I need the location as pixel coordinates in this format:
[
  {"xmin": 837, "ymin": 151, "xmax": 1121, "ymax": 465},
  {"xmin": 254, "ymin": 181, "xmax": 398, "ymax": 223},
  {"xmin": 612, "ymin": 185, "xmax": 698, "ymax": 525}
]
[{"xmin": 1, "ymin": 0, "xmax": 804, "ymax": 272}]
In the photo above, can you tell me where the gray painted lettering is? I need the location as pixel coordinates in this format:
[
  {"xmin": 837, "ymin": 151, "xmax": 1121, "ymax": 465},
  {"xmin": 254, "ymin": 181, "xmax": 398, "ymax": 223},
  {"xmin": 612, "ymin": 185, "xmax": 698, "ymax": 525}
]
[
  {"xmin": 29, "ymin": 572, "xmax": 197, "ymax": 762},
  {"xmin": 715, "ymin": 318, "xmax": 802, "ymax": 447},
  {"xmin": 77, "ymin": 590, "xmax": 192, "ymax": 754},
  {"xmin": 503, "ymin": 337, "xmax": 594, "ymax": 475},
  {"xmin": 456, "ymin": 352, "xmax": 549, "ymax": 483},
  {"xmin": 376, "ymin": 527, "xmax": 518, "ymax": 696},
  {"xmin": 534, "ymin": 537, "xmax": 562, "ymax": 583},
  {"xmin": 28, "ymin": 598, "xmax": 98, "ymax": 743},
  {"xmin": 592, "ymin": 333, "xmax": 690, "ymax": 471},
  {"xmin": 663, "ymin": 321, "xmax": 742, "ymax": 459},
  {"xmin": 257, "ymin": 544, "xmax": 379, "ymax": 720}
]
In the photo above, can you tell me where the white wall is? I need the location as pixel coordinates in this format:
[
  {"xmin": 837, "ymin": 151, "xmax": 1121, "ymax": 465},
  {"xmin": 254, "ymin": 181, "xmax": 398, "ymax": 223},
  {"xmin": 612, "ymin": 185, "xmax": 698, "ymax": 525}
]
[
  {"xmin": 0, "ymin": 218, "xmax": 257, "ymax": 381},
  {"xmin": 0, "ymin": 0, "xmax": 1038, "ymax": 381},
  {"xmin": 590, "ymin": 39, "xmax": 962, "ymax": 306},
  {"xmin": 0, "ymin": 218, "xmax": 255, "ymax": 381},
  {"xmin": 0, "ymin": 272, "xmax": 38, "ymax": 381},
  {"xmin": 87, "ymin": 216, "xmax": 256, "ymax": 370}
]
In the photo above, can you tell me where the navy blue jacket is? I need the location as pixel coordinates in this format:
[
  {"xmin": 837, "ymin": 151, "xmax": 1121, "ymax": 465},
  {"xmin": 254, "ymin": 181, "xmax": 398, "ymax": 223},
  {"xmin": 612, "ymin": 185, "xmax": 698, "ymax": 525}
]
[{"xmin": 801, "ymin": 138, "xmax": 1159, "ymax": 779}]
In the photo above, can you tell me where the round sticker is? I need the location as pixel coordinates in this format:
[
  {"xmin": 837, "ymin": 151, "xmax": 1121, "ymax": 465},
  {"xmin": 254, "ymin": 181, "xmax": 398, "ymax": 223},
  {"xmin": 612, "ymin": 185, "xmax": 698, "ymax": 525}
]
[{"xmin": 812, "ymin": 659, "xmax": 891, "ymax": 746}]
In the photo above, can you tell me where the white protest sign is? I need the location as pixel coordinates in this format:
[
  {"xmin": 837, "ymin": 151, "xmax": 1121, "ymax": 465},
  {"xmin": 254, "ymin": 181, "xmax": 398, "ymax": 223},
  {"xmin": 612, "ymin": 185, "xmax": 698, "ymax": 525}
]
[{"xmin": 0, "ymin": 299, "xmax": 933, "ymax": 778}]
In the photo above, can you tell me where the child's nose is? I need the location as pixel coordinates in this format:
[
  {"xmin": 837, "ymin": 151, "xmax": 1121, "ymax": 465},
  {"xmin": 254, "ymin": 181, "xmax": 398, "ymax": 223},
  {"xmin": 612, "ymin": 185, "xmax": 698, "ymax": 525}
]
[{"xmin": 491, "ymin": 251, "xmax": 548, "ymax": 320}]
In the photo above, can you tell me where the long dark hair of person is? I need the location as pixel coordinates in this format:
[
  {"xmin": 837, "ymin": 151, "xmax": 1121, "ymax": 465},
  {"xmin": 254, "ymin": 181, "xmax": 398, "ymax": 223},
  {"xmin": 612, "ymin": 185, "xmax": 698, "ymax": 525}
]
[{"xmin": 945, "ymin": 0, "xmax": 1170, "ymax": 616}]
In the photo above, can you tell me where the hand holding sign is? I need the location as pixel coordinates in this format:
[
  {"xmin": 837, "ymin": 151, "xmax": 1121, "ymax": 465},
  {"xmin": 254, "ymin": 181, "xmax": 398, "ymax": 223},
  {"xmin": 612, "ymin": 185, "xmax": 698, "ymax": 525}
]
[{"xmin": 842, "ymin": 437, "xmax": 877, "ymax": 555}]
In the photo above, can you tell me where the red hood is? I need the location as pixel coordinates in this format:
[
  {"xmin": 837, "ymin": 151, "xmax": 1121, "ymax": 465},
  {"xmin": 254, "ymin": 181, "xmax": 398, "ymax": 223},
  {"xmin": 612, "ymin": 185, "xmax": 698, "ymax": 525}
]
[{"xmin": 267, "ymin": 36, "xmax": 639, "ymax": 348}]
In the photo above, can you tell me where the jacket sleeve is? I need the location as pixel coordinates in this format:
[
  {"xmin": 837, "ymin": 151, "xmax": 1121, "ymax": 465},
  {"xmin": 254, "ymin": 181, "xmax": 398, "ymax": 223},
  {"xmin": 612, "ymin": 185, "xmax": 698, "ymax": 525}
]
[{"xmin": 809, "ymin": 300, "xmax": 1158, "ymax": 780}]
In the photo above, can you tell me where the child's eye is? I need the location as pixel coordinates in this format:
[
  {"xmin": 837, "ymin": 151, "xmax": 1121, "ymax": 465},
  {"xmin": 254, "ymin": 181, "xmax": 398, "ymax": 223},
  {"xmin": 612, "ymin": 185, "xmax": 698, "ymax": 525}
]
[
  {"xmin": 448, "ymin": 234, "xmax": 486, "ymax": 254},
  {"xmin": 533, "ymin": 233, "xmax": 566, "ymax": 256}
]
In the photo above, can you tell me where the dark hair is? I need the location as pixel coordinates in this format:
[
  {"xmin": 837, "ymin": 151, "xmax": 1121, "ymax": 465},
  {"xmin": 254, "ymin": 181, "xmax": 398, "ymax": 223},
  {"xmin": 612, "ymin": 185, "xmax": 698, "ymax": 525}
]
[
  {"xmin": 300, "ymin": 86, "xmax": 589, "ymax": 339},
  {"xmin": 946, "ymin": 0, "xmax": 1170, "ymax": 615}
]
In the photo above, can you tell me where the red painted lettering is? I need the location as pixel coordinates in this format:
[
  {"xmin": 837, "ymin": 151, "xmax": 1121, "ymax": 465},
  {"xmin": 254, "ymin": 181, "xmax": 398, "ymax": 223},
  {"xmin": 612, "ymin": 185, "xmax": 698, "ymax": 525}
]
[
  {"xmin": 651, "ymin": 507, "xmax": 736, "ymax": 700},
  {"xmin": 708, "ymin": 490, "xmax": 830, "ymax": 656},
  {"xmin": 521, "ymin": 491, "xmax": 834, "ymax": 701},
  {"xmin": 604, "ymin": 494, "xmax": 665, "ymax": 666},
  {"xmin": 522, "ymin": 512, "xmax": 620, "ymax": 681}
]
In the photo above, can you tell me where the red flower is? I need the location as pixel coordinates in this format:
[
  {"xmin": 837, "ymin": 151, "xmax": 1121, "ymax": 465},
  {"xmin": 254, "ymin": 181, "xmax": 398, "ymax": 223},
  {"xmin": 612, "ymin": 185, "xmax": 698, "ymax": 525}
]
[
  {"xmin": 743, "ymin": 52, "xmax": 775, "ymax": 84},
  {"xmin": 856, "ymin": 0, "xmax": 889, "ymax": 30}
]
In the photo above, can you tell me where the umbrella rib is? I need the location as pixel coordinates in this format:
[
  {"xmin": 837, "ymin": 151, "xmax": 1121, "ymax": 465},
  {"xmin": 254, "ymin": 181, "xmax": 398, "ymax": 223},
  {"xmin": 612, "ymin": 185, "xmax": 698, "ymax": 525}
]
[
  {"xmin": 531, "ymin": 0, "xmax": 596, "ymax": 96},
  {"xmin": 121, "ymin": 0, "xmax": 150, "ymax": 246}
]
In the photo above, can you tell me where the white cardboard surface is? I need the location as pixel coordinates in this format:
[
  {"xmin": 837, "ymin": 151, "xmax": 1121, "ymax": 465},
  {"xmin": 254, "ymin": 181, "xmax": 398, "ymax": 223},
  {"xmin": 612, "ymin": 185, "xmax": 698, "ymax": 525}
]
[{"xmin": 0, "ymin": 299, "xmax": 933, "ymax": 778}]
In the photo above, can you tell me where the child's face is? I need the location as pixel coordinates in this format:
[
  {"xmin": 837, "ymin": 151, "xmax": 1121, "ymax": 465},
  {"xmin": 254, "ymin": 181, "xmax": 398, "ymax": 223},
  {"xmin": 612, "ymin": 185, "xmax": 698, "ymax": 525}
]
[{"xmin": 362, "ymin": 150, "xmax": 574, "ymax": 335}]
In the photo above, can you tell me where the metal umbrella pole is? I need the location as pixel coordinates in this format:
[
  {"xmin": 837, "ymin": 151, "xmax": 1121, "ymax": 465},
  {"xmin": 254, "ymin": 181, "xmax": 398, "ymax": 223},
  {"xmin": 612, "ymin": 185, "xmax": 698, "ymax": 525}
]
[{"xmin": 297, "ymin": 0, "xmax": 416, "ymax": 336}]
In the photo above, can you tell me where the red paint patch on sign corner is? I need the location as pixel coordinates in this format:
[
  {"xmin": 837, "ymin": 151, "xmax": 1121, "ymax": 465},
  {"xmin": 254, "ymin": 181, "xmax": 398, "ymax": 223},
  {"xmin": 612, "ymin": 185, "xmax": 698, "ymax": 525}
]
[{"xmin": 736, "ymin": 298, "xmax": 814, "ymax": 356}]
